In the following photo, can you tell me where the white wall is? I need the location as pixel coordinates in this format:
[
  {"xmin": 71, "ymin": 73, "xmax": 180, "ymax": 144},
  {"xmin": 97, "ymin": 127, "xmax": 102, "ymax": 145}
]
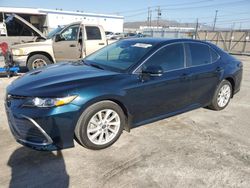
[{"xmin": 46, "ymin": 13, "xmax": 123, "ymax": 33}]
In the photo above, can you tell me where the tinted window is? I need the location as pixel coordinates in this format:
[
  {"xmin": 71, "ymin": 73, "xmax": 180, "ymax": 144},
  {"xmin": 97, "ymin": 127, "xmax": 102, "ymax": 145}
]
[
  {"xmin": 210, "ymin": 48, "xmax": 219, "ymax": 62},
  {"xmin": 187, "ymin": 43, "xmax": 211, "ymax": 66},
  {"xmin": 143, "ymin": 43, "xmax": 184, "ymax": 72},
  {"xmin": 86, "ymin": 26, "xmax": 101, "ymax": 40}
]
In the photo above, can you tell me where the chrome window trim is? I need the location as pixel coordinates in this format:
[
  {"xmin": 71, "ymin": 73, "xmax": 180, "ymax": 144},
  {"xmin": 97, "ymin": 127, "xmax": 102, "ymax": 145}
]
[
  {"xmin": 132, "ymin": 42, "xmax": 186, "ymax": 74},
  {"xmin": 132, "ymin": 41, "xmax": 221, "ymax": 74},
  {"xmin": 20, "ymin": 115, "xmax": 53, "ymax": 146}
]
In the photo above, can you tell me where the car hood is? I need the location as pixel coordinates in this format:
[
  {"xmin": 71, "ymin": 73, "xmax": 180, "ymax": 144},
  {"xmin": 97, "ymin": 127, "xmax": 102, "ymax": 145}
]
[
  {"xmin": 7, "ymin": 62, "xmax": 119, "ymax": 97},
  {"xmin": 11, "ymin": 39, "xmax": 52, "ymax": 49},
  {"xmin": 10, "ymin": 14, "xmax": 46, "ymax": 39}
]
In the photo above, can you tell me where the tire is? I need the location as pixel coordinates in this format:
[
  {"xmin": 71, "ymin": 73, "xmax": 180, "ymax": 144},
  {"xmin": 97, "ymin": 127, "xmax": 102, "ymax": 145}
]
[
  {"xmin": 75, "ymin": 101, "xmax": 125, "ymax": 150},
  {"xmin": 208, "ymin": 80, "xmax": 232, "ymax": 111},
  {"xmin": 27, "ymin": 54, "xmax": 52, "ymax": 71}
]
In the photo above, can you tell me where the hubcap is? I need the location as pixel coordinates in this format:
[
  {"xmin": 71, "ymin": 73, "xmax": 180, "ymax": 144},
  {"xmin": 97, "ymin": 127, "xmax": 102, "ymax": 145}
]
[
  {"xmin": 32, "ymin": 59, "xmax": 47, "ymax": 69},
  {"xmin": 217, "ymin": 84, "xmax": 231, "ymax": 108},
  {"xmin": 87, "ymin": 109, "xmax": 120, "ymax": 145}
]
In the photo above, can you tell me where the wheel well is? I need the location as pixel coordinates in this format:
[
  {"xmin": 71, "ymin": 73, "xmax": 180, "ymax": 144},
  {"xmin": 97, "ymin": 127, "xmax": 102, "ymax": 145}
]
[
  {"xmin": 108, "ymin": 99, "xmax": 131, "ymax": 132},
  {"xmin": 225, "ymin": 77, "xmax": 235, "ymax": 97},
  {"xmin": 27, "ymin": 52, "xmax": 54, "ymax": 65},
  {"xmin": 83, "ymin": 99, "xmax": 131, "ymax": 132}
]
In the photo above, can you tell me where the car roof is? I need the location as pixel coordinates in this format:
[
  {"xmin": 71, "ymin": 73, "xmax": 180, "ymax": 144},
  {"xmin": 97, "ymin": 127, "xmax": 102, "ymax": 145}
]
[{"xmin": 122, "ymin": 37, "xmax": 211, "ymax": 46}]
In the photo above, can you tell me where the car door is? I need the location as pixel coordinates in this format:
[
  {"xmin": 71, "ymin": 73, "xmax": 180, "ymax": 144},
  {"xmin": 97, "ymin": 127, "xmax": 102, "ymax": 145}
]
[
  {"xmin": 127, "ymin": 43, "xmax": 191, "ymax": 124},
  {"xmin": 84, "ymin": 26, "xmax": 106, "ymax": 56},
  {"xmin": 184, "ymin": 42, "xmax": 221, "ymax": 106},
  {"xmin": 53, "ymin": 24, "xmax": 82, "ymax": 61}
]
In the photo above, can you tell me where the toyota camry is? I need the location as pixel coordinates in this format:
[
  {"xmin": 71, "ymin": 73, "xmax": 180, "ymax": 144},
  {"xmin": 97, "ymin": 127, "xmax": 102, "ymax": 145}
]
[{"xmin": 5, "ymin": 38, "xmax": 243, "ymax": 150}]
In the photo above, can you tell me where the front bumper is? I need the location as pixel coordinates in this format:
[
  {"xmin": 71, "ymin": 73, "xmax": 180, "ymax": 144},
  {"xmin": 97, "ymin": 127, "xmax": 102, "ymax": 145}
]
[
  {"xmin": 12, "ymin": 55, "xmax": 28, "ymax": 67},
  {"xmin": 5, "ymin": 96, "xmax": 81, "ymax": 151}
]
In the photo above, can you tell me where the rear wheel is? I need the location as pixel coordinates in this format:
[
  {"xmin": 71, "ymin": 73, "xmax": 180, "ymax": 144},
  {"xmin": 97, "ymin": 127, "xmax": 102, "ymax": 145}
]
[
  {"xmin": 75, "ymin": 101, "xmax": 125, "ymax": 150},
  {"xmin": 208, "ymin": 80, "xmax": 232, "ymax": 111},
  {"xmin": 27, "ymin": 54, "xmax": 52, "ymax": 70}
]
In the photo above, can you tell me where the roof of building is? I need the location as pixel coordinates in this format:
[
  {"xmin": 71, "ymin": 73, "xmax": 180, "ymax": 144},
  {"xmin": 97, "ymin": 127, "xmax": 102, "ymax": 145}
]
[{"xmin": 0, "ymin": 6, "xmax": 123, "ymax": 19}]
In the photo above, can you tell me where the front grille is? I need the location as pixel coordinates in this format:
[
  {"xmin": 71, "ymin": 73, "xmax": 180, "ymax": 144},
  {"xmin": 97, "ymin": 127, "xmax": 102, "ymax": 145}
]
[
  {"xmin": 7, "ymin": 112, "xmax": 49, "ymax": 144},
  {"xmin": 8, "ymin": 94, "xmax": 27, "ymax": 100},
  {"xmin": 13, "ymin": 118, "xmax": 46, "ymax": 143}
]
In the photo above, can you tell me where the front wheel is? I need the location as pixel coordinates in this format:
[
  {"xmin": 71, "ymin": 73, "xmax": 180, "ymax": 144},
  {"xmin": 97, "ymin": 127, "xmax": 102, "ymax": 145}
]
[
  {"xmin": 208, "ymin": 80, "xmax": 232, "ymax": 111},
  {"xmin": 75, "ymin": 101, "xmax": 125, "ymax": 150},
  {"xmin": 27, "ymin": 54, "xmax": 52, "ymax": 71}
]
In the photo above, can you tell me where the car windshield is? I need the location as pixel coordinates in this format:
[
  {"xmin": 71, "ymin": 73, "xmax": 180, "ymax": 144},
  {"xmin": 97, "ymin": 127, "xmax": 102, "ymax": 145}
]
[
  {"xmin": 85, "ymin": 40, "xmax": 155, "ymax": 72},
  {"xmin": 47, "ymin": 26, "xmax": 65, "ymax": 39}
]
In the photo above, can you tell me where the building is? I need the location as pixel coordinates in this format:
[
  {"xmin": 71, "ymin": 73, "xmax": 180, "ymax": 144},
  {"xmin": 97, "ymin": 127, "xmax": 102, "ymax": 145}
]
[{"xmin": 0, "ymin": 6, "xmax": 124, "ymax": 35}]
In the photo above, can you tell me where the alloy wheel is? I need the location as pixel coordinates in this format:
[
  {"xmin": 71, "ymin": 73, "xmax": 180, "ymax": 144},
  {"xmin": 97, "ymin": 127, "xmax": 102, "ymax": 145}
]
[
  {"xmin": 217, "ymin": 84, "xmax": 231, "ymax": 108},
  {"xmin": 87, "ymin": 109, "xmax": 121, "ymax": 145}
]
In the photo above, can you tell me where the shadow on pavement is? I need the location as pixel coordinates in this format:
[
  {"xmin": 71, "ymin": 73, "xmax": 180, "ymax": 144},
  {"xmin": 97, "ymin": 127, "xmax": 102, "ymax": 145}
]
[{"xmin": 7, "ymin": 147, "xmax": 69, "ymax": 188}]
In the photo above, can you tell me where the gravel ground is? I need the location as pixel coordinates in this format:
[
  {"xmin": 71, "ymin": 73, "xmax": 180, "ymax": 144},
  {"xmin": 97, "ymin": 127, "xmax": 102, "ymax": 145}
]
[{"xmin": 0, "ymin": 55, "xmax": 250, "ymax": 188}]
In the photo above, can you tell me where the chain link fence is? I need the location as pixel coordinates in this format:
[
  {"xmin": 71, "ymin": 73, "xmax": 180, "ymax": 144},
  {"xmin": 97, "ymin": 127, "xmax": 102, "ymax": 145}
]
[{"xmin": 142, "ymin": 29, "xmax": 250, "ymax": 55}]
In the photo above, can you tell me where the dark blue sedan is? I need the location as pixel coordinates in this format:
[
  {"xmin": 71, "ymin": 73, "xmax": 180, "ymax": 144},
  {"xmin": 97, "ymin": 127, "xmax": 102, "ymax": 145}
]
[{"xmin": 5, "ymin": 38, "xmax": 243, "ymax": 150}]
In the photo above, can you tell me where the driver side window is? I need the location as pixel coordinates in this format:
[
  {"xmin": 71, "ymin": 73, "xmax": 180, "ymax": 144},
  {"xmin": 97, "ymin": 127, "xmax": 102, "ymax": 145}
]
[
  {"xmin": 61, "ymin": 24, "xmax": 80, "ymax": 41},
  {"xmin": 143, "ymin": 43, "xmax": 185, "ymax": 72}
]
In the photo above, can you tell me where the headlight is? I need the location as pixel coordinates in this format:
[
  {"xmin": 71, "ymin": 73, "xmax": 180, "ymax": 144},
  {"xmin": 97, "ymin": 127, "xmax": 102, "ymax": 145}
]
[
  {"xmin": 11, "ymin": 49, "xmax": 26, "ymax": 56},
  {"xmin": 22, "ymin": 95, "xmax": 77, "ymax": 108}
]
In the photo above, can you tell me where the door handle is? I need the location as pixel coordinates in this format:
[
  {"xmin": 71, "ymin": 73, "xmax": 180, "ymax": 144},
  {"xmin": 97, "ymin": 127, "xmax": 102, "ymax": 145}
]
[
  {"xmin": 98, "ymin": 43, "xmax": 105, "ymax": 45},
  {"xmin": 69, "ymin": 44, "xmax": 76, "ymax": 47}
]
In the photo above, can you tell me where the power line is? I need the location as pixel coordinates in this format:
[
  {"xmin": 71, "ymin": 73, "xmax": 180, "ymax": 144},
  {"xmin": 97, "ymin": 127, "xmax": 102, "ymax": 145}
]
[
  {"xmin": 166, "ymin": 11, "xmax": 250, "ymax": 21},
  {"xmin": 206, "ymin": 18, "xmax": 250, "ymax": 24},
  {"xmin": 124, "ymin": 0, "xmax": 249, "ymax": 20},
  {"xmin": 112, "ymin": 0, "xmax": 244, "ymax": 14},
  {"xmin": 109, "ymin": 0, "xmax": 231, "ymax": 15},
  {"xmin": 161, "ymin": 0, "xmax": 248, "ymax": 11}
]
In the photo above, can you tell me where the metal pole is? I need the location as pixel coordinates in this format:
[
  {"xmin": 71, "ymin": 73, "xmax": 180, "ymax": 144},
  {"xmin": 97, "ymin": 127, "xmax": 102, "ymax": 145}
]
[
  {"xmin": 156, "ymin": 6, "xmax": 161, "ymax": 29},
  {"xmin": 213, "ymin": 10, "xmax": 218, "ymax": 31},
  {"xmin": 147, "ymin": 7, "xmax": 150, "ymax": 27},
  {"xmin": 195, "ymin": 18, "xmax": 199, "ymax": 39}
]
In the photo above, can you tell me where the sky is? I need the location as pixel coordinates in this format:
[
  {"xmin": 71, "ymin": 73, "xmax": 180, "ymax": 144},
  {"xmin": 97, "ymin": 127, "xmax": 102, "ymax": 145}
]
[{"xmin": 1, "ymin": 0, "xmax": 250, "ymax": 29}]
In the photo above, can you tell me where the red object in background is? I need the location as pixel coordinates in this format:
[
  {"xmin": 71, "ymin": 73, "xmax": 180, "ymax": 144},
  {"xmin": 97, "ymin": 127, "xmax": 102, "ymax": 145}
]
[{"xmin": 0, "ymin": 42, "xmax": 9, "ymax": 56}]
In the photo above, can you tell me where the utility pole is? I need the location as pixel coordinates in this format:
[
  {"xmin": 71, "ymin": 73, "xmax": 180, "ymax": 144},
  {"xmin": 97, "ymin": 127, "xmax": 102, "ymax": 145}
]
[
  {"xmin": 149, "ymin": 10, "xmax": 152, "ymax": 28},
  {"xmin": 231, "ymin": 22, "xmax": 235, "ymax": 31},
  {"xmin": 195, "ymin": 18, "xmax": 199, "ymax": 39},
  {"xmin": 239, "ymin": 22, "xmax": 242, "ymax": 31},
  {"xmin": 147, "ymin": 7, "xmax": 150, "ymax": 27},
  {"xmin": 213, "ymin": 10, "xmax": 218, "ymax": 31},
  {"xmin": 156, "ymin": 6, "xmax": 161, "ymax": 29}
]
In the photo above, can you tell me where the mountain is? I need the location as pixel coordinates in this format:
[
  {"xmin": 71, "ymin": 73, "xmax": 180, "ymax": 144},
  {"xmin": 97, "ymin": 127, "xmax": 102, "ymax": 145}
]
[{"xmin": 124, "ymin": 19, "xmax": 214, "ymax": 30}]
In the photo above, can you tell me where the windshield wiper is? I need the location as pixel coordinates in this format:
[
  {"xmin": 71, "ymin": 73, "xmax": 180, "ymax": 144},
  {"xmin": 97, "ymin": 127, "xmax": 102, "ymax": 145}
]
[
  {"xmin": 82, "ymin": 59, "xmax": 104, "ymax": 70},
  {"xmin": 89, "ymin": 63, "xmax": 104, "ymax": 70}
]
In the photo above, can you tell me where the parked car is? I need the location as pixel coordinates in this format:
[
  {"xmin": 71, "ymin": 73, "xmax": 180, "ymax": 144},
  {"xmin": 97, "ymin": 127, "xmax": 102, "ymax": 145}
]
[
  {"xmin": 124, "ymin": 32, "xmax": 146, "ymax": 39},
  {"xmin": 105, "ymin": 31, "xmax": 115, "ymax": 40},
  {"xmin": 5, "ymin": 38, "xmax": 243, "ymax": 151},
  {"xmin": 11, "ymin": 22, "xmax": 111, "ymax": 70},
  {"xmin": 111, "ymin": 32, "xmax": 125, "ymax": 40}
]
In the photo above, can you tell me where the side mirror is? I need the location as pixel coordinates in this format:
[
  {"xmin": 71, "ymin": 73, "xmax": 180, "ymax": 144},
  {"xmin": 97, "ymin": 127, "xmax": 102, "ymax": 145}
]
[
  {"xmin": 54, "ymin": 34, "xmax": 62, "ymax": 42},
  {"xmin": 142, "ymin": 65, "xmax": 164, "ymax": 77}
]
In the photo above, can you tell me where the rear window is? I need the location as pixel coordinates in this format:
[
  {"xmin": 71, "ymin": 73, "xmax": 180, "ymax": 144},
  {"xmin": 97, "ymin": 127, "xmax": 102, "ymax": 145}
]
[
  {"xmin": 210, "ymin": 48, "xmax": 220, "ymax": 62},
  {"xmin": 187, "ymin": 43, "xmax": 211, "ymax": 66},
  {"xmin": 86, "ymin": 26, "xmax": 101, "ymax": 40}
]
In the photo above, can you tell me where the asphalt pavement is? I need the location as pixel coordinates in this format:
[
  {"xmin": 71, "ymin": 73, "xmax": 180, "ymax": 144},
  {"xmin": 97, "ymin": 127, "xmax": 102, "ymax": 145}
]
[{"xmin": 0, "ymin": 55, "xmax": 250, "ymax": 188}]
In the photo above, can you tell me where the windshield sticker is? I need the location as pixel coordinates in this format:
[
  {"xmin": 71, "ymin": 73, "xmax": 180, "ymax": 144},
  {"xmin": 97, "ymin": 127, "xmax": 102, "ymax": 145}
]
[{"xmin": 132, "ymin": 43, "xmax": 152, "ymax": 48}]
